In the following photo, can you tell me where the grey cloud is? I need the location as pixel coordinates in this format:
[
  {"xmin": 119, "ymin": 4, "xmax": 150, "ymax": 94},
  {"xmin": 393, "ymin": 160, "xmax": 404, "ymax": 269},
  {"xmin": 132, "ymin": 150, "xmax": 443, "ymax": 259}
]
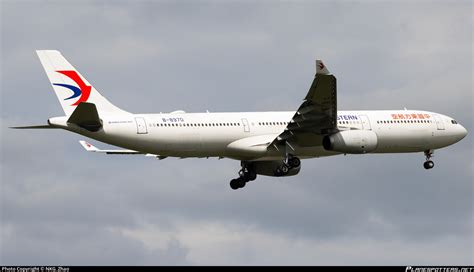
[{"xmin": 1, "ymin": 0, "xmax": 472, "ymax": 265}]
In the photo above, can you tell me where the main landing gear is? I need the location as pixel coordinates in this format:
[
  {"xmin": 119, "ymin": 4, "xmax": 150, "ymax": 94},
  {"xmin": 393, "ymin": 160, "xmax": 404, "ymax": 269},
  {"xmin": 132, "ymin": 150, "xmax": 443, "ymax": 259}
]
[
  {"xmin": 230, "ymin": 162, "xmax": 257, "ymax": 190},
  {"xmin": 274, "ymin": 155, "xmax": 301, "ymax": 177},
  {"xmin": 423, "ymin": 150, "xmax": 435, "ymax": 170}
]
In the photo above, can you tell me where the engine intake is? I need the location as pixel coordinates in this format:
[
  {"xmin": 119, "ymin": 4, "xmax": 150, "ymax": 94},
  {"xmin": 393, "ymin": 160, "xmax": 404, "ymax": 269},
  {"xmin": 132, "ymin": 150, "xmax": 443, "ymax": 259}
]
[{"xmin": 323, "ymin": 130, "xmax": 378, "ymax": 154}]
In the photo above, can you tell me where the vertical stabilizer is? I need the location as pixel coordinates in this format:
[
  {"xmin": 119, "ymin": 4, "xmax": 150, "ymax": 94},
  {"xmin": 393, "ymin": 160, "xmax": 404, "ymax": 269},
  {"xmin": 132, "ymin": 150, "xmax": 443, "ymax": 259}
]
[{"xmin": 36, "ymin": 50, "xmax": 129, "ymax": 116}]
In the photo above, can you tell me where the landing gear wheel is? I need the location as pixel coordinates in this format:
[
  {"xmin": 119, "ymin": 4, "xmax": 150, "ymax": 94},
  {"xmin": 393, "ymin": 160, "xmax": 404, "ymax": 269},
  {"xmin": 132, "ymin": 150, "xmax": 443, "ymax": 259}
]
[
  {"xmin": 274, "ymin": 164, "xmax": 290, "ymax": 176},
  {"xmin": 288, "ymin": 157, "xmax": 301, "ymax": 168},
  {"xmin": 236, "ymin": 177, "xmax": 246, "ymax": 188},
  {"xmin": 423, "ymin": 160, "xmax": 434, "ymax": 169},
  {"xmin": 423, "ymin": 150, "xmax": 435, "ymax": 170},
  {"xmin": 245, "ymin": 171, "xmax": 257, "ymax": 181},
  {"xmin": 230, "ymin": 179, "xmax": 240, "ymax": 190}
]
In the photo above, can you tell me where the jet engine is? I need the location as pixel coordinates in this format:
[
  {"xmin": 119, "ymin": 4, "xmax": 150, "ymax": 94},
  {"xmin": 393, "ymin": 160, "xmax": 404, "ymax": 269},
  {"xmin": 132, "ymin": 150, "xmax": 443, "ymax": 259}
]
[{"xmin": 322, "ymin": 130, "xmax": 378, "ymax": 154}]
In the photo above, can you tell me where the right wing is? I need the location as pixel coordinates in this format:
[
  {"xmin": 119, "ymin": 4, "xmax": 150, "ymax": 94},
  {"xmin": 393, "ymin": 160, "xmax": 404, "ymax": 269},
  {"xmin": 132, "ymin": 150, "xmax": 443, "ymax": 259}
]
[
  {"xmin": 79, "ymin": 141, "xmax": 167, "ymax": 159},
  {"xmin": 271, "ymin": 60, "xmax": 338, "ymax": 148}
]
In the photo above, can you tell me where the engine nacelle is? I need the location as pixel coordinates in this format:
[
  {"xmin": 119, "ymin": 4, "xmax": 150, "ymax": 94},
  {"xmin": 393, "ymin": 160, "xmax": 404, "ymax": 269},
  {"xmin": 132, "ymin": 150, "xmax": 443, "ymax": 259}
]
[
  {"xmin": 322, "ymin": 130, "xmax": 378, "ymax": 154},
  {"xmin": 252, "ymin": 161, "xmax": 300, "ymax": 177}
]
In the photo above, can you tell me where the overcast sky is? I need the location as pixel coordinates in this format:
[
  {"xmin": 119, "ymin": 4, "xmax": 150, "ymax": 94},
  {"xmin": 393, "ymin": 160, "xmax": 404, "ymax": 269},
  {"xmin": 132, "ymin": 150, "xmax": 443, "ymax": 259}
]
[{"xmin": 1, "ymin": 0, "xmax": 472, "ymax": 265}]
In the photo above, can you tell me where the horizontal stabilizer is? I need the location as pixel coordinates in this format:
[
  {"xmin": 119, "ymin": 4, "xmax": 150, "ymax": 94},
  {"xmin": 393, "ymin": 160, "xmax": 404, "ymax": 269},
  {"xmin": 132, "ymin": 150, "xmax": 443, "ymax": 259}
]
[
  {"xmin": 10, "ymin": 125, "xmax": 56, "ymax": 129},
  {"xmin": 68, "ymin": 102, "xmax": 102, "ymax": 131},
  {"xmin": 79, "ymin": 140, "xmax": 141, "ymax": 154},
  {"xmin": 79, "ymin": 141, "xmax": 164, "ymax": 159}
]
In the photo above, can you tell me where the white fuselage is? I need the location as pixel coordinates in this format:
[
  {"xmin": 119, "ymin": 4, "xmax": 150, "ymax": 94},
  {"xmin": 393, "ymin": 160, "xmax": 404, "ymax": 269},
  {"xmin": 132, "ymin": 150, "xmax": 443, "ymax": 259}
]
[{"xmin": 50, "ymin": 109, "xmax": 467, "ymax": 161}]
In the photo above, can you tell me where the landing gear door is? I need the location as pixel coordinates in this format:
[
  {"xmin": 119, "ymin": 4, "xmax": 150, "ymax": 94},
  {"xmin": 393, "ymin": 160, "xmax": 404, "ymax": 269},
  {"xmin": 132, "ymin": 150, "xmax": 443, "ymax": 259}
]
[
  {"xmin": 433, "ymin": 114, "xmax": 445, "ymax": 130},
  {"xmin": 135, "ymin": 117, "xmax": 148, "ymax": 134},
  {"xmin": 242, "ymin": 118, "xmax": 250, "ymax": 133},
  {"xmin": 359, "ymin": 115, "xmax": 371, "ymax": 130}
]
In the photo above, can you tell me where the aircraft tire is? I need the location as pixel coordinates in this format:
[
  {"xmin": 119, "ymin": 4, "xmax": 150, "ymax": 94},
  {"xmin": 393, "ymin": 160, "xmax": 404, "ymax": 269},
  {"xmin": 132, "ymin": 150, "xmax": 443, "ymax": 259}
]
[
  {"xmin": 230, "ymin": 179, "xmax": 240, "ymax": 190},
  {"xmin": 245, "ymin": 171, "xmax": 257, "ymax": 181},
  {"xmin": 423, "ymin": 160, "xmax": 434, "ymax": 169},
  {"xmin": 288, "ymin": 157, "xmax": 301, "ymax": 168},
  {"xmin": 237, "ymin": 177, "xmax": 246, "ymax": 188}
]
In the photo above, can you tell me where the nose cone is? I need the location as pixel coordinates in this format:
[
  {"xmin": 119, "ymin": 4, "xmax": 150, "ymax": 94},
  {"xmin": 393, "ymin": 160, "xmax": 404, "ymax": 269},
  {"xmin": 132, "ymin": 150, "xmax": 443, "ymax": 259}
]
[
  {"xmin": 459, "ymin": 125, "xmax": 468, "ymax": 140},
  {"xmin": 452, "ymin": 124, "xmax": 468, "ymax": 143}
]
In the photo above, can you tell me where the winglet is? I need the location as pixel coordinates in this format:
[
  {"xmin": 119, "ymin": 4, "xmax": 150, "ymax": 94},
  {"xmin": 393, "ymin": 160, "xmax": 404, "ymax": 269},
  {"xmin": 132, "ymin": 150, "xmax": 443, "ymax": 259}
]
[
  {"xmin": 79, "ymin": 140, "xmax": 99, "ymax": 152},
  {"xmin": 316, "ymin": 60, "xmax": 330, "ymax": 75}
]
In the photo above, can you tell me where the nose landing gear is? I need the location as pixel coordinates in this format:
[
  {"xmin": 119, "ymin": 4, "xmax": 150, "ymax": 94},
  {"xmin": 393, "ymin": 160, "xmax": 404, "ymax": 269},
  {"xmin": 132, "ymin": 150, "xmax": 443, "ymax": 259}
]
[{"xmin": 423, "ymin": 150, "xmax": 434, "ymax": 169}]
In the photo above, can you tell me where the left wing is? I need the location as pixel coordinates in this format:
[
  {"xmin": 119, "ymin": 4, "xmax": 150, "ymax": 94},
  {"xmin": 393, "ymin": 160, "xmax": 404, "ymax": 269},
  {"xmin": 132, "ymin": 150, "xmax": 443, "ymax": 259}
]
[
  {"xmin": 79, "ymin": 141, "xmax": 167, "ymax": 159},
  {"xmin": 272, "ymin": 60, "xmax": 338, "ymax": 148}
]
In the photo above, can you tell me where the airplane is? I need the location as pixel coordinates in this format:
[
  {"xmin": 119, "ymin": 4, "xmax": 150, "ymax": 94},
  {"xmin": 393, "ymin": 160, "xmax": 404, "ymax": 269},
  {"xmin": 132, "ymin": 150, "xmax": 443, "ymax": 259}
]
[{"xmin": 12, "ymin": 50, "xmax": 468, "ymax": 190}]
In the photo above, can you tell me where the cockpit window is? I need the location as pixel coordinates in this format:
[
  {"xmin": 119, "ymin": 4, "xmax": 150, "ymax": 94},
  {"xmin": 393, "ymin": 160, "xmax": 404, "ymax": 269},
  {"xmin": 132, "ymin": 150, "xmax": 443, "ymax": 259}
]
[{"xmin": 451, "ymin": 120, "xmax": 458, "ymax": 124}]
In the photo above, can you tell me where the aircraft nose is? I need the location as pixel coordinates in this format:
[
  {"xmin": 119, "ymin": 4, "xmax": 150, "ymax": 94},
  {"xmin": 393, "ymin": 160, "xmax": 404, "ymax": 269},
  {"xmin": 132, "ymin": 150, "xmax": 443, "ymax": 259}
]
[{"xmin": 459, "ymin": 125, "xmax": 468, "ymax": 140}]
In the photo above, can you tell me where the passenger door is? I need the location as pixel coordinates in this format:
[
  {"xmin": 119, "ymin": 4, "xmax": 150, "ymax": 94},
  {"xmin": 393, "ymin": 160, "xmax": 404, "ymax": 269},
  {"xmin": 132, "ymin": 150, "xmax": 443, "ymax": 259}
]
[
  {"xmin": 433, "ymin": 114, "xmax": 445, "ymax": 130},
  {"xmin": 135, "ymin": 117, "xmax": 148, "ymax": 134},
  {"xmin": 359, "ymin": 115, "xmax": 372, "ymax": 130},
  {"xmin": 241, "ymin": 118, "xmax": 250, "ymax": 133}
]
